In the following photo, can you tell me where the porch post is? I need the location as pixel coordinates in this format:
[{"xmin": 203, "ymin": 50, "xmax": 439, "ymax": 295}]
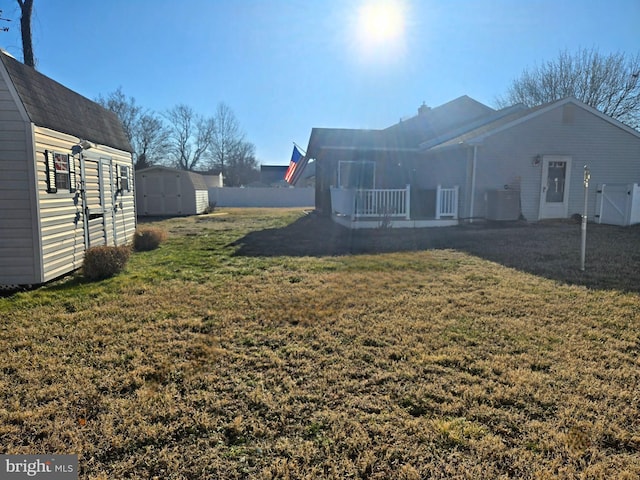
[
  {"xmin": 405, "ymin": 184, "xmax": 411, "ymax": 220},
  {"xmin": 352, "ymin": 188, "xmax": 357, "ymax": 218},
  {"xmin": 436, "ymin": 184, "xmax": 441, "ymax": 220},
  {"xmin": 453, "ymin": 185, "xmax": 459, "ymax": 219}
]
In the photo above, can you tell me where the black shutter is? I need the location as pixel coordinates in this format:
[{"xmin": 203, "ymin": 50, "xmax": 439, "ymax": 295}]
[
  {"xmin": 69, "ymin": 154, "xmax": 76, "ymax": 193},
  {"xmin": 116, "ymin": 164, "xmax": 122, "ymax": 193},
  {"xmin": 123, "ymin": 166, "xmax": 130, "ymax": 192},
  {"xmin": 45, "ymin": 150, "xmax": 57, "ymax": 193}
]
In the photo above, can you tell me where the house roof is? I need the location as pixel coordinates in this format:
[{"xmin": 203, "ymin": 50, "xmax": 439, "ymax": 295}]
[
  {"xmin": 383, "ymin": 95, "xmax": 496, "ymax": 145},
  {"xmin": 260, "ymin": 165, "xmax": 289, "ymax": 185},
  {"xmin": 305, "ymin": 95, "xmax": 502, "ymax": 159},
  {"xmin": 428, "ymin": 97, "xmax": 640, "ymax": 150},
  {"xmin": 0, "ymin": 50, "xmax": 132, "ymax": 152},
  {"xmin": 307, "ymin": 128, "xmax": 406, "ymax": 155}
]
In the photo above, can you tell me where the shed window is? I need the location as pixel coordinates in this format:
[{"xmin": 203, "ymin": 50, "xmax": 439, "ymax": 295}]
[
  {"xmin": 45, "ymin": 151, "xmax": 76, "ymax": 193},
  {"xmin": 338, "ymin": 161, "xmax": 375, "ymax": 189},
  {"xmin": 117, "ymin": 165, "xmax": 131, "ymax": 193}
]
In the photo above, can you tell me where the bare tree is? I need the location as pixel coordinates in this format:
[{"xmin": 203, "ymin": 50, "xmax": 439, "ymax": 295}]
[
  {"xmin": 96, "ymin": 88, "xmax": 170, "ymax": 169},
  {"xmin": 225, "ymin": 141, "xmax": 260, "ymax": 186},
  {"xmin": 134, "ymin": 113, "xmax": 170, "ymax": 170},
  {"xmin": 164, "ymin": 104, "xmax": 215, "ymax": 171},
  {"xmin": 16, "ymin": 0, "xmax": 34, "ymax": 67},
  {"xmin": 96, "ymin": 87, "xmax": 142, "ymax": 145},
  {"xmin": 209, "ymin": 102, "xmax": 244, "ymax": 177},
  {"xmin": 497, "ymin": 48, "xmax": 640, "ymax": 129}
]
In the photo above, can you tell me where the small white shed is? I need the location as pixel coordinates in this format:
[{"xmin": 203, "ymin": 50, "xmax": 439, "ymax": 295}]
[{"xmin": 136, "ymin": 166, "xmax": 209, "ymax": 216}]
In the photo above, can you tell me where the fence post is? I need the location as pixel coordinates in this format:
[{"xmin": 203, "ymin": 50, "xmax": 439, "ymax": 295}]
[
  {"xmin": 436, "ymin": 185, "xmax": 441, "ymax": 219},
  {"xmin": 406, "ymin": 184, "xmax": 411, "ymax": 219}
]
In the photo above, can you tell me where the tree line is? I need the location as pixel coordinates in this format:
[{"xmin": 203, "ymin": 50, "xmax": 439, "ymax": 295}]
[{"xmin": 95, "ymin": 88, "xmax": 260, "ymax": 186}]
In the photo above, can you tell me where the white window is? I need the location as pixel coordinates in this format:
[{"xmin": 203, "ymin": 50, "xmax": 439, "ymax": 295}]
[
  {"xmin": 117, "ymin": 165, "xmax": 131, "ymax": 193},
  {"xmin": 338, "ymin": 161, "xmax": 375, "ymax": 189},
  {"xmin": 46, "ymin": 151, "xmax": 76, "ymax": 193}
]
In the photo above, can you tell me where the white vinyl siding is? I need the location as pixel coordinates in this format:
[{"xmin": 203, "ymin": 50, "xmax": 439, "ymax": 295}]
[
  {"xmin": 0, "ymin": 74, "xmax": 37, "ymax": 285},
  {"xmin": 473, "ymin": 103, "xmax": 640, "ymax": 221},
  {"xmin": 195, "ymin": 190, "xmax": 209, "ymax": 214},
  {"xmin": 136, "ymin": 167, "xmax": 209, "ymax": 216},
  {"xmin": 33, "ymin": 126, "xmax": 135, "ymax": 283}
]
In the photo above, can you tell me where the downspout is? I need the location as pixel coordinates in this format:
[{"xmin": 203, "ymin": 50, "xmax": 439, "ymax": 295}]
[{"xmin": 469, "ymin": 144, "xmax": 478, "ymax": 223}]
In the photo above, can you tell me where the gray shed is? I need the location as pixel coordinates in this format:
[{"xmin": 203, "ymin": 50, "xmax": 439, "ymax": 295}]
[
  {"xmin": 0, "ymin": 50, "xmax": 135, "ymax": 287},
  {"xmin": 136, "ymin": 166, "xmax": 209, "ymax": 216}
]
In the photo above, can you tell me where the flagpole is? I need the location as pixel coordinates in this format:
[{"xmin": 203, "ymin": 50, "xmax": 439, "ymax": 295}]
[{"xmin": 293, "ymin": 142, "xmax": 307, "ymax": 156}]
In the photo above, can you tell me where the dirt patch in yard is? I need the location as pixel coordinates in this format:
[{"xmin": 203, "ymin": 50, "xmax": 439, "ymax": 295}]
[{"xmin": 232, "ymin": 212, "xmax": 640, "ymax": 293}]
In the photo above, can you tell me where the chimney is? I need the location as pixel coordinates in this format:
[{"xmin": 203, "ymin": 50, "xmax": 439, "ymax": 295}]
[{"xmin": 418, "ymin": 102, "xmax": 431, "ymax": 115}]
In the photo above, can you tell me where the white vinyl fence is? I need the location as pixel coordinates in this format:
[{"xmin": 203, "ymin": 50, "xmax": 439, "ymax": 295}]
[{"xmin": 209, "ymin": 187, "xmax": 314, "ymax": 208}]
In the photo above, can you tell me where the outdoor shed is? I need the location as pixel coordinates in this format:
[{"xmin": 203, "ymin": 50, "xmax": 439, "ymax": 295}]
[
  {"xmin": 0, "ymin": 50, "xmax": 135, "ymax": 287},
  {"xmin": 136, "ymin": 166, "xmax": 209, "ymax": 216}
]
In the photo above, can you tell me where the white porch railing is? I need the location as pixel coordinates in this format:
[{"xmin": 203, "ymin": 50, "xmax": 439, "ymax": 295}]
[
  {"xmin": 355, "ymin": 186, "xmax": 410, "ymax": 218},
  {"xmin": 330, "ymin": 184, "xmax": 458, "ymax": 221},
  {"xmin": 436, "ymin": 185, "xmax": 459, "ymax": 219},
  {"xmin": 331, "ymin": 185, "xmax": 410, "ymax": 219}
]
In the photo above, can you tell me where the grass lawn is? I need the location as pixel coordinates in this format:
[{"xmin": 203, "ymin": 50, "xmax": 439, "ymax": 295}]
[{"xmin": 1, "ymin": 208, "xmax": 639, "ymax": 479}]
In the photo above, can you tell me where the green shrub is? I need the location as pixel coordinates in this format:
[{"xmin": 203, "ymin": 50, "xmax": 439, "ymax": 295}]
[
  {"xmin": 132, "ymin": 227, "xmax": 168, "ymax": 252},
  {"xmin": 83, "ymin": 245, "xmax": 131, "ymax": 281}
]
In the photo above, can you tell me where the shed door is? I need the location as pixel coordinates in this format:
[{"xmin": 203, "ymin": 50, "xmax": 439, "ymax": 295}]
[
  {"xmin": 81, "ymin": 157, "xmax": 117, "ymax": 247},
  {"xmin": 539, "ymin": 156, "xmax": 571, "ymax": 219}
]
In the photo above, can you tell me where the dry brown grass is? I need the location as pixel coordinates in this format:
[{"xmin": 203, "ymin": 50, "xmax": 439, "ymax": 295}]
[{"xmin": 1, "ymin": 209, "xmax": 639, "ymax": 479}]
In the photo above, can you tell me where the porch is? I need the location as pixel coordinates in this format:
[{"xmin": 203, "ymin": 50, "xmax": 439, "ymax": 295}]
[{"xmin": 330, "ymin": 185, "xmax": 459, "ymax": 229}]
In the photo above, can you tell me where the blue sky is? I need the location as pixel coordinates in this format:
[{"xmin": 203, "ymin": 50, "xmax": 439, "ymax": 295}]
[{"xmin": 1, "ymin": 0, "xmax": 638, "ymax": 165}]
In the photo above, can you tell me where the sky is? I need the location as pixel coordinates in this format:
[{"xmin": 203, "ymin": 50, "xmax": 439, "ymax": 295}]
[{"xmin": 0, "ymin": 0, "xmax": 638, "ymax": 166}]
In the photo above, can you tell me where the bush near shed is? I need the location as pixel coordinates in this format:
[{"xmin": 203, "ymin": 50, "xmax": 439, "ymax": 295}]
[
  {"xmin": 82, "ymin": 245, "xmax": 131, "ymax": 281},
  {"xmin": 132, "ymin": 227, "xmax": 168, "ymax": 252}
]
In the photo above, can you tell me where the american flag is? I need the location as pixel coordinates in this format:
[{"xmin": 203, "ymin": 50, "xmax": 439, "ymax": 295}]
[{"xmin": 284, "ymin": 145, "xmax": 305, "ymax": 184}]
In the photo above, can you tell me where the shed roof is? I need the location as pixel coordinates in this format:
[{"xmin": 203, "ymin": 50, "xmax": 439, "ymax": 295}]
[
  {"xmin": 0, "ymin": 51, "xmax": 132, "ymax": 152},
  {"xmin": 136, "ymin": 166, "xmax": 209, "ymax": 191}
]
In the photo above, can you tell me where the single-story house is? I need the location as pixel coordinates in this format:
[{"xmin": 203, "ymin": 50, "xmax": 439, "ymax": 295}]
[
  {"xmin": 0, "ymin": 50, "xmax": 135, "ymax": 287},
  {"xmin": 135, "ymin": 166, "xmax": 209, "ymax": 216},
  {"xmin": 303, "ymin": 95, "xmax": 640, "ymax": 228},
  {"xmin": 260, "ymin": 165, "xmax": 289, "ymax": 187}
]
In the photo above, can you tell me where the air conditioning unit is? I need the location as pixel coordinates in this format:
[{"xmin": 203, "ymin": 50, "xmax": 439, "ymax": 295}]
[{"xmin": 486, "ymin": 189, "xmax": 520, "ymax": 221}]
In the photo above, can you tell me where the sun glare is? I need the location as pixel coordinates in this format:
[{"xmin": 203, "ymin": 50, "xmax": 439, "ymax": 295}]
[
  {"xmin": 353, "ymin": 0, "xmax": 407, "ymax": 63},
  {"xmin": 358, "ymin": 1, "xmax": 404, "ymax": 44}
]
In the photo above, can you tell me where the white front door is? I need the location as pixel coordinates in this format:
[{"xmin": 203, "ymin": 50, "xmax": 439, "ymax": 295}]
[{"xmin": 539, "ymin": 156, "xmax": 572, "ymax": 219}]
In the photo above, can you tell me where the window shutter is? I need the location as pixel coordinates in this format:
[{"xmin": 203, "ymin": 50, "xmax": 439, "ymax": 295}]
[
  {"xmin": 116, "ymin": 164, "xmax": 122, "ymax": 192},
  {"xmin": 123, "ymin": 166, "xmax": 131, "ymax": 192},
  {"xmin": 69, "ymin": 154, "xmax": 77, "ymax": 193},
  {"xmin": 45, "ymin": 150, "xmax": 57, "ymax": 193}
]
